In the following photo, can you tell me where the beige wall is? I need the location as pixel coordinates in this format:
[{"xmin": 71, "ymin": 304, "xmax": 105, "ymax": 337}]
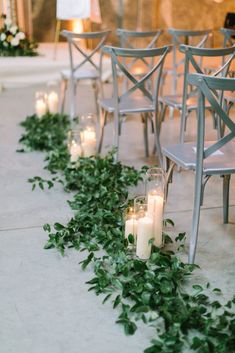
[{"xmin": 30, "ymin": 0, "xmax": 235, "ymax": 46}]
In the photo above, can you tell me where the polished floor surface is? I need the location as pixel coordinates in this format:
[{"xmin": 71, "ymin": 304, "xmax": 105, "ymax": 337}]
[{"xmin": 0, "ymin": 77, "xmax": 234, "ymax": 353}]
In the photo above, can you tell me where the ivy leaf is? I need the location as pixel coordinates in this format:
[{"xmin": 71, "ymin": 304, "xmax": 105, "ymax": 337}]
[
  {"xmin": 43, "ymin": 223, "xmax": 51, "ymax": 232},
  {"xmin": 212, "ymin": 288, "xmax": 222, "ymax": 295},
  {"xmin": 54, "ymin": 223, "xmax": 65, "ymax": 231},
  {"xmin": 127, "ymin": 233, "xmax": 135, "ymax": 244},
  {"xmin": 79, "ymin": 252, "xmax": 94, "ymax": 270},
  {"xmin": 175, "ymin": 232, "xmax": 186, "ymax": 242},
  {"xmin": 113, "ymin": 295, "xmax": 121, "ymax": 309},
  {"xmin": 102, "ymin": 293, "xmax": 112, "ymax": 304},
  {"xmin": 192, "ymin": 284, "xmax": 203, "ymax": 292},
  {"xmin": 124, "ymin": 321, "xmax": 137, "ymax": 335}
]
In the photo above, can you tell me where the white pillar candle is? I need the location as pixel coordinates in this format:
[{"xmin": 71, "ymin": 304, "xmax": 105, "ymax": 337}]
[
  {"xmin": 81, "ymin": 128, "xmax": 97, "ymax": 157},
  {"xmin": 147, "ymin": 191, "xmax": 164, "ymax": 247},
  {"xmin": 125, "ymin": 215, "xmax": 138, "ymax": 243},
  {"xmin": 35, "ymin": 99, "xmax": 47, "ymax": 118},
  {"xmin": 70, "ymin": 142, "xmax": 82, "ymax": 162},
  {"xmin": 48, "ymin": 91, "xmax": 59, "ymax": 114},
  {"xmin": 83, "ymin": 129, "xmax": 96, "ymax": 142},
  {"xmin": 136, "ymin": 215, "xmax": 153, "ymax": 260}
]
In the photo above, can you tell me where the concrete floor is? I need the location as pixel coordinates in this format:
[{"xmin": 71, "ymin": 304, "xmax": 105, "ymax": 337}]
[{"xmin": 0, "ymin": 81, "xmax": 235, "ymax": 353}]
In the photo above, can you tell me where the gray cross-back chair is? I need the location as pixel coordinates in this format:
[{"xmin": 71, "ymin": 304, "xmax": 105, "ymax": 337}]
[
  {"xmin": 163, "ymin": 73, "xmax": 235, "ymax": 264},
  {"xmin": 98, "ymin": 45, "xmax": 170, "ymax": 162},
  {"xmin": 160, "ymin": 45, "xmax": 235, "ymax": 143},
  {"xmin": 60, "ymin": 29, "xmax": 110, "ymax": 118},
  {"xmin": 116, "ymin": 29, "xmax": 163, "ymax": 92},
  {"xmin": 166, "ymin": 29, "xmax": 212, "ymax": 95},
  {"xmin": 219, "ymin": 28, "xmax": 235, "ymax": 116},
  {"xmin": 220, "ymin": 27, "xmax": 235, "ymax": 48}
]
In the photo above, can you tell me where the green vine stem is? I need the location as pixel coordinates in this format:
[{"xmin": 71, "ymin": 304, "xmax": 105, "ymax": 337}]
[{"xmin": 19, "ymin": 113, "xmax": 235, "ymax": 353}]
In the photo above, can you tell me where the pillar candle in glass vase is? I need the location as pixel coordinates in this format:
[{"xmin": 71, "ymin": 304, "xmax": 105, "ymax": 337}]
[
  {"xmin": 147, "ymin": 191, "xmax": 164, "ymax": 247},
  {"xmin": 146, "ymin": 168, "xmax": 166, "ymax": 247},
  {"xmin": 136, "ymin": 213, "xmax": 153, "ymax": 260},
  {"xmin": 80, "ymin": 114, "xmax": 97, "ymax": 157},
  {"xmin": 124, "ymin": 208, "xmax": 138, "ymax": 245},
  {"xmin": 35, "ymin": 99, "xmax": 47, "ymax": 118},
  {"xmin": 68, "ymin": 130, "xmax": 82, "ymax": 163},
  {"xmin": 48, "ymin": 91, "xmax": 59, "ymax": 114}
]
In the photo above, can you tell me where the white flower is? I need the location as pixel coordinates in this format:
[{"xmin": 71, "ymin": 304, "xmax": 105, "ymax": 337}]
[
  {"xmin": 0, "ymin": 33, "xmax": 6, "ymax": 41},
  {"xmin": 11, "ymin": 37, "xmax": 19, "ymax": 46},
  {"xmin": 4, "ymin": 18, "xmax": 12, "ymax": 28},
  {"xmin": 9, "ymin": 25, "xmax": 18, "ymax": 35},
  {"xmin": 16, "ymin": 31, "xmax": 25, "ymax": 40}
]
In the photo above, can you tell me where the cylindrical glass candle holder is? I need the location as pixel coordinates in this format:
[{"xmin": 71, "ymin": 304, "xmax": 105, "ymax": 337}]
[
  {"xmin": 80, "ymin": 114, "xmax": 97, "ymax": 157},
  {"xmin": 67, "ymin": 129, "xmax": 82, "ymax": 163},
  {"xmin": 35, "ymin": 91, "xmax": 47, "ymax": 118},
  {"xmin": 145, "ymin": 168, "xmax": 166, "ymax": 247},
  {"xmin": 134, "ymin": 196, "xmax": 153, "ymax": 260},
  {"xmin": 47, "ymin": 81, "xmax": 59, "ymax": 114},
  {"xmin": 124, "ymin": 207, "xmax": 138, "ymax": 247}
]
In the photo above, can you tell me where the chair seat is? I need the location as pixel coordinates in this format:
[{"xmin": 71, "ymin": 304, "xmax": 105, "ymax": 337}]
[
  {"xmin": 163, "ymin": 141, "xmax": 235, "ymax": 174},
  {"xmin": 61, "ymin": 68, "xmax": 99, "ymax": 80},
  {"xmin": 160, "ymin": 94, "xmax": 211, "ymax": 110},
  {"xmin": 98, "ymin": 96, "xmax": 154, "ymax": 114}
]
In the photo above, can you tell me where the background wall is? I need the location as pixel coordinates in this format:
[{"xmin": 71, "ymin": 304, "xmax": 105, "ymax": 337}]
[{"xmin": 30, "ymin": 0, "xmax": 235, "ymax": 46}]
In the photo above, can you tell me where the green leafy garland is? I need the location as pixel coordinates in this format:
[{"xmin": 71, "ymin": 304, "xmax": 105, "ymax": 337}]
[{"xmin": 19, "ymin": 113, "xmax": 235, "ymax": 353}]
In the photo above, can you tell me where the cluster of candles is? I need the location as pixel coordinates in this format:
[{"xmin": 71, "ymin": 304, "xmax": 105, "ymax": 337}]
[
  {"xmin": 35, "ymin": 91, "xmax": 59, "ymax": 118},
  {"xmin": 124, "ymin": 168, "xmax": 165, "ymax": 260},
  {"xmin": 68, "ymin": 115, "xmax": 97, "ymax": 161}
]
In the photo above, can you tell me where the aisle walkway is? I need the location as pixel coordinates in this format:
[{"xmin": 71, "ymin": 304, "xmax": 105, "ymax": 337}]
[{"xmin": 0, "ymin": 82, "xmax": 234, "ymax": 353}]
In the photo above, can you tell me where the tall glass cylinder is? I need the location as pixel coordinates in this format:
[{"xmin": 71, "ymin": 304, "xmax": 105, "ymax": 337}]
[
  {"xmin": 134, "ymin": 196, "xmax": 153, "ymax": 260},
  {"xmin": 80, "ymin": 114, "xmax": 97, "ymax": 157},
  {"xmin": 67, "ymin": 129, "xmax": 82, "ymax": 162},
  {"xmin": 146, "ymin": 168, "xmax": 166, "ymax": 247},
  {"xmin": 124, "ymin": 207, "xmax": 138, "ymax": 246},
  {"xmin": 35, "ymin": 91, "xmax": 47, "ymax": 118}
]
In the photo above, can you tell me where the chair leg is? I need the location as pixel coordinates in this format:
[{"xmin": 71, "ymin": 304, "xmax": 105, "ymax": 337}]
[
  {"xmin": 93, "ymin": 80, "xmax": 99, "ymax": 118},
  {"xmin": 98, "ymin": 77, "xmax": 104, "ymax": 99},
  {"xmin": 160, "ymin": 103, "xmax": 167, "ymax": 123},
  {"xmin": 142, "ymin": 113, "xmax": 149, "ymax": 158},
  {"xmin": 69, "ymin": 78, "xmax": 77, "ymax": 119},
  {"xmin": 98, "ymin": 109, "xmax": 108, "ymax": 153},
  {"xmin": 153, "ymin": 111, "xmax": 163, "ymax": 167},
  {"xmin": 179, "ymin": 109, "xmax": 188, "ymax": 144},
  {"xmin": 114, "ymin": 110, "xmax": 120, "ymax": 161},
  {"xmin": 189, "ymin": 171, "xmax": 203, "ymax": 264},
  {"xmin": 223, "ymin": 174, "xmax": 231, "ymax": 224},
  {"xmin": 60, "ymin": 79, "xmax": 67, "ymax": 114},
  {"xmin": 164, "ymin": 157, "xmax": 175, "ymax": 201}
]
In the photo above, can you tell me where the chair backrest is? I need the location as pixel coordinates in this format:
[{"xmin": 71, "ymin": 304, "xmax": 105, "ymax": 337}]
[
  {"xmin": 102, "ymin": 45, "xmax": 170, "ymax": 108},
  {"xmin": 187, "ymin": 73, "xmax": 235, "ymax": 169},
  {"xmin": 220, "ymin": 27, "xmax": 235, "ymax": 47},
  {"xmin": 168, "ymin": 28, "xmax": 212, "ymax": 93},
  {"xmin": 116, "ymin": 29, "xmax": 162, "ymax": 49},
  {"xmin": 61, "ymin": 30, "xmax": 111, "ymax": 77},
  {"xmin": 179, "ymin": 45, "xmax": 235, "ymax": 128},
  {"xmin": 116, "ymin": 29, "xmax": 163, "ymax": 75}
]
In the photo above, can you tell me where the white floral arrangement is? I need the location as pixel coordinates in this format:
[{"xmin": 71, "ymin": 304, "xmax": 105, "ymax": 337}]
[{"xmin": 0, "ymin": 15, "xmax": 38, "ymax": 56}]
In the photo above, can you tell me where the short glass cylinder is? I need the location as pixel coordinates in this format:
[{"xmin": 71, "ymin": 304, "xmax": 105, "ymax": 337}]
[
  {"xmin": 124, "ymin": 207, "xmax": 138, "ymax": 246},
  {"xmin": 134, "ymin": 196, "xmax": 154, "ymax": 260},
  {"xmin": 67, "ymin": 129, "xmax": 82, "ymax": 162},
  {"xmin": 35, "ymin": 91, "xmax": 47, "ymax": 118},
  {"xmin": 80, "ymin": 114, "xmax": 97, "ymax": 157},
  {"xmin": 145, "ymin": 168, "xmax": 166, "ymax": 248}
]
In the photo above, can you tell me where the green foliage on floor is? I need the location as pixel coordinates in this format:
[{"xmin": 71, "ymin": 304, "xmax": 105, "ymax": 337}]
[{"xmin": 19, "ymin": 113, "xmax": 235, "ymax": 353}]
